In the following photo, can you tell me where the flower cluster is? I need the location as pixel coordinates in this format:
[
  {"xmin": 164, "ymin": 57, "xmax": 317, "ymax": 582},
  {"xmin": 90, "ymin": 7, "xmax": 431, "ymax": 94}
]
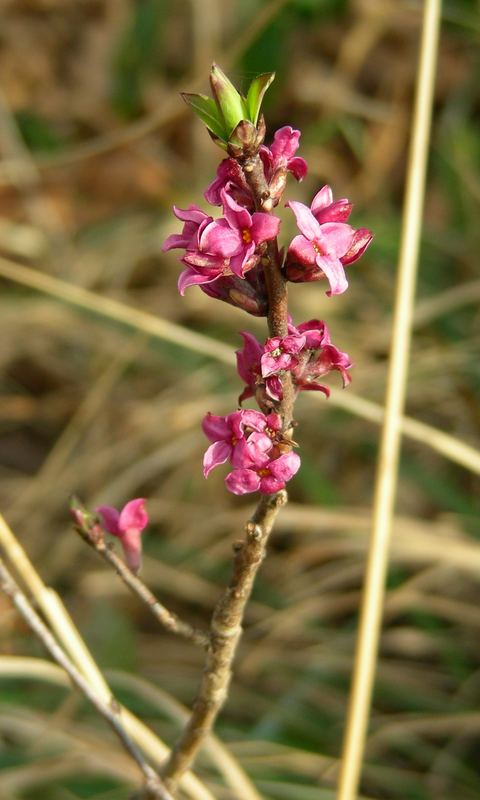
[
  {"xmin": 203, "ymin": 410, "xmax": 300, "ymax": 495},
  {"xmin": 236, "ymin": 319, "xmax": 352, "ymax": 407},
  {"xmin": 162, "ymin": 65, "xmax": 372, "ymax": 496}
]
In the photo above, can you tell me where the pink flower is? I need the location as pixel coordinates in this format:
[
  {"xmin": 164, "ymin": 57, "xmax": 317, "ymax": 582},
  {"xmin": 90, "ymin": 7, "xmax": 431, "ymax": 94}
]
[
  {"xmin": 260, "ymin": 334, "xmax": 306, "ymax": 378},
  {"xmin": 96, "ymin": 499, "xmax": 148, "ymax": 574},
  {"xmin": 204, "ymin": 158, "xmax": 254, "ymax": 209},
  {"xmin": 202, "ymin": 409, "xmax": 270, "ymax": 477},
  {"xmin": 226, "ymin": 450, "xmax": 301, "ymax": 495},
  {"xmin": 236, "ymin": 331, "xmax": 283, "ymax": 404},
  {"xmin": 162, "ymin": 205, "xmax": 213, "ymax": 252},
  {"xmin": 173, "ymin": 191, "xmax": 280, "ymax": 295},
  {"xmin": 286, "ymin": 187, "xmax": 373, "ymax": 289},
  {"xmin": 286, "ymin": 200, "xmax": 355, "ymax": 295},
  {"xmin": 260, "ymin": 126, "xmax": 308, "ymax": 182}
]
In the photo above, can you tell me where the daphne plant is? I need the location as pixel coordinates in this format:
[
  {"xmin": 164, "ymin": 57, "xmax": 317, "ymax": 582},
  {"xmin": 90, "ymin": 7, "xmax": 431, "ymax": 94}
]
[
  {"xmin": 72, "ymin": 64, "xmax": 373, "ymax": 798},
  {"xmin": 164, "ymin": 66, "xmax": 372, "ymax": 501}
]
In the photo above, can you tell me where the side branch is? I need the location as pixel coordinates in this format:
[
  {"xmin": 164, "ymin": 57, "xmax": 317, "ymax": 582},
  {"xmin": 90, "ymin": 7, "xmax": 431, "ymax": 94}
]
[
  {"xmin": 73, "ymin": 505, "xmax": 209, "ymax": 649},
  {"xmin": 161, "ymin": 490, "xmax": 287, "ymax": 792},
  {"xmin": 0, "ymin": 557, "xmax": 174, "ymax": 800}
]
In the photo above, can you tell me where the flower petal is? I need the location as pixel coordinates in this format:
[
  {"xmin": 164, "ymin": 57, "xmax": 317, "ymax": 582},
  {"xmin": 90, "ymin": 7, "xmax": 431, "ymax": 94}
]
[
  {"xmin": 287, "ymin": 156, "xmax": 308, "ymax": 181},
  {"xmin": 286, "ymin": 201, "xmax": 322, "ymax": 241},
  {"xmin": 203, "ymin": 440, "xmax": 232, "ymax": 477},
  {"xmin": 202, "ymin": 412, "xmax": 231, "ymax": 441},
  {"xmin": 287, "ymin": 234, "xmax": 316, "ymax": 265},
  {"xmin": 178, "ymin": 268, "xmax": 219, "ymax": 295},
  {"xmin": 250, "ymin": 212, "xmax": 281, "ymax": 244},
  {"xmin": 310, "ymin": 185, "xmax": 333, "ymax": 214},
  {"xmin": 268, "ymin": 452, "xmax": 301, "ymax": 482},
  {"xmin": 270, "ymin": 126, "xmax": 300, "ymax": 161},
  {"xmin": 119, "ymin": 499, "xmax": 148, "ymax": 533},
  {"xmin": 96, "ymin": 505, "xmax": 121, "ymax": 536},
  {"xmin": 315, "ymin": 255, "xmax": 349, "ymax": 296},
  {"xmin": 225, "ymin": 468, "xmax": 261, "ymax": 495},
  {"xmin": 199, "ymin": 219, "xmax": 243, "ymax": 257},
  {"xmin": 221, "ymin": 189, "xmax": 252, "ymax": 231}
]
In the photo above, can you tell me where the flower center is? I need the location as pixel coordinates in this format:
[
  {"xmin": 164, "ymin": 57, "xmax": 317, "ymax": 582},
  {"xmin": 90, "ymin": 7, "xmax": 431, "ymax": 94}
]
[
  {"xmin": 242, "ymin": 228, "xmax": 252, "ymax": 244},
  {"xmin": 271, "ymin": 347, "xmax": 282, "ymax": 358},
  {"xmin": 312, "ymin": 240, "xmax": 325, "ymax": 256},
  {"xmin": 258, "ymin": 468, "xmax": 270, "ymax": 477}
]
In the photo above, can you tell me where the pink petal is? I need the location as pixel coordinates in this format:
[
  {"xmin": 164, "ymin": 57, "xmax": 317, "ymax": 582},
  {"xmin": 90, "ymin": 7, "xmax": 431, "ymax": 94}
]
[
  {"xmin": 287, "ymin": 156, "xmax": 308, "ymax": 181},
  {"xmin": 240, "ymin": 409, "xmax": 268, "ymax": 432},
  {"xmin": 250, "ymin": 212, "xmax": 281, "ymax": 244},
  {"xmin": 298, "ymin": 381, "xmax": 330, "ymax": 397},
  {"xmin": 173, "ymin": 204, "xmax": 209, "ymax": 224},
  {"xmin": 162, "ymin": 233, "xmax": 188, "ymax": 252},
  {"xmin": 315, "ymin": 199, "xmax": 352, "ymax": 224},
  {"xmin": 287, "ymin": 235, "xmax": 316, "ymax": 265},
  {"xmin": 236, "ymin": 332, "xmax": 262, "ymax": 385},
  {"xmin": 270, "ymin": 126, "xmax": 300, "ymax": 161},
  {"xmin": 225, "ymin": 468, "xmax": 261, "ymax": 495},
  {"xmin": 317, "ymin": 222, "xmax": 354, "ymax": 259},
  {"xmin": 202, "ymin": 412, "xmax": 231, "ymax": 442},
  {"xmin": 268, "ymin": 451, "xmax": 301, "ymax": 482},
  {"xmin": 311, "ymin": 185, "xmax": 334, "ymax": 215},
  {"xmin": 120, "ymin": 529, "xmax": 143, "ymax": 573},
  {"xmin": 221, "ymin": 189, "xmax": 252, "ymax": 231},
  {"xmin": 286, "ymin": 201, "xmax": 322, "ymax": 242},
  {"xmin": 341, "ymin": 228, "xmax": 373, "ymax": 265},
  {"xmin": 96, "ymin": 505, "xmax": 121, "ymax": 536},
  {"xmin": 199, "ymin": 219, "xmax": 243, "ymax": 257},
  {"xmin": 314, "ymin": 255, "xmax": 349, "ymax": 296},
  {"xmin": 259, "ymin": 474, "xmax": 284, "ymax": 494},
  {"xmin": 178, "ymin": 268, "xmax": 219, "ymax": 295},
  {"xmin": 119, "ymin": 499, "xmax": 148, "ymax": 533},
  {"xmin": 203, "ymin": 440, "xmax": 232, "ymax": 478},
  {"xmin": 265, "ymin": 375, "xmax": 283, "ymax": 401}
]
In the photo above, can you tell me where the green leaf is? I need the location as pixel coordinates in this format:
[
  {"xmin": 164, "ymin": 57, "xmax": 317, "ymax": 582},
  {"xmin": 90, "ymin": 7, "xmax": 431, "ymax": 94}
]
[
  {"xmin": 246, "ymin": 72, "xmax": 275, "ymax": 125},
  {"xmin": 181, "ymin": 93, "xmax": 227, "ymax": 140}
]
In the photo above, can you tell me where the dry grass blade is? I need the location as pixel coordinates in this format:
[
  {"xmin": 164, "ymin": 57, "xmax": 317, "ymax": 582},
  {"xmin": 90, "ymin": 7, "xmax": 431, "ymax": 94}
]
[{"xmin": 336, "ymin": 2, "xmax": 442, "ymax": 798}]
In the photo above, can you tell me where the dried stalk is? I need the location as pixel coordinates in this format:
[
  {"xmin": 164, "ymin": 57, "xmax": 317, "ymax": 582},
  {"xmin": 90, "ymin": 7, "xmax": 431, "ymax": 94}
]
[
  {"xmin": 336, "ymin": 1, "xmax": 442, "ymax": 798},
  {"xmin": 73, "ymin": 504, "xmax": 209, "ymax": 648},
  {"xmin": 0, "ymin": 557, "xmax": 173, "ymax": 800}
]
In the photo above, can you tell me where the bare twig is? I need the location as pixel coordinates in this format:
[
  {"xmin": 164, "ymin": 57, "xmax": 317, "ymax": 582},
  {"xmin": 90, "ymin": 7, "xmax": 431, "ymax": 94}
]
[
  {"xmin": 162, "ymin": 490, "xmax": 287, "ymax": 791},
  {"xmin": 72, "ymin": 500, "xmax": 209, "ymax": 648},
  {"xmin": 0, "ymin": 558, "xmax": 174, "ymax": 800}
]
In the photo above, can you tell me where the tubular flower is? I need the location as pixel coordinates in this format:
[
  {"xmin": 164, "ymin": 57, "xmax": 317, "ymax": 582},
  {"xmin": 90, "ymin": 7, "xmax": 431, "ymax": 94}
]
[
  {"xmin": 260, "ymin": 126, "xmax": 308, "ymax": 182},
  {"xmin": 226, "ymin": 449, "xmax": 301, "ymax": 495},
  {"xmin": 285, "ymin": 187, "xmax": 373, "ymax": 289},
  {"xmin": 96, "ymin": 499, "xmax": 148, "ymax": 574},
  {"xmin": 202, "ymin": 409, "xmax": 274, "ymax": 477},
  {"xmin": 164, "ymin": 191, "xmax": 280, "ymax": 295},
  {"xmin": 204, "ymin": 158, "xmax": 254, "ymax": 209}
]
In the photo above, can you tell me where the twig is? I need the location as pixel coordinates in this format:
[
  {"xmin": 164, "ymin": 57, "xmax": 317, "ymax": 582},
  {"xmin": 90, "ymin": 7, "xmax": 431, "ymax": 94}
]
[
  {"xmin": 0, "ymin": 558, "xmax": 174, "ymax": 800},
  {"xmin": 72, "ymin": 500, "xmax": 209, "ymax": 648},
  {"xmin": 335, "ymin": 2, "xmax": 442, "ymax": 799},
  {"xmin": 162, "ymin": 490, "xmax": 287, "ymax": 791}
]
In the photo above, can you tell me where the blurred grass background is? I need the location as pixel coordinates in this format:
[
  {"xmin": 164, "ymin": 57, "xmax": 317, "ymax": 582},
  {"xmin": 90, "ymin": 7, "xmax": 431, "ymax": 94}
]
[{"xmin": 0, "ymin": 0, "xmax": 479, "ymax": 798}]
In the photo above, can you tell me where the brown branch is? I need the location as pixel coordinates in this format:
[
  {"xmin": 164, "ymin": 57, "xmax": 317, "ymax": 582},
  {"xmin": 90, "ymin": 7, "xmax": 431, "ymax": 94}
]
[
  {"xmin": 242, "ymin": 153, "xmax": 296, "ymax": 431},
  {"xmin": 161, "ymin": 490, "xmax": 287, "ymax": 792},
  {"xmin": 0, "ymin": 557, "xmax": 174, "ymax": 800},
  {"xmin": 72, "ymin": 504, "xmax": 209, "ymax": 649}
]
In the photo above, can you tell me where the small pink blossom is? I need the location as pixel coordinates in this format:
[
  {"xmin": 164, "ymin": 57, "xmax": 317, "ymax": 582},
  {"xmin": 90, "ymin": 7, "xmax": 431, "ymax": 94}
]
[
  {"xmin": 236, "ymin": 331, "xmax": 283, "ymax": 404},
  {"xmin": 260, "ymin": 334, "xmax": 306, "ymax": 378},
  {"xmin": 260, "ymin": 126, "xmax": 308, "ymax": 182},
  {"xmin": 202, "ymin": 409, "xmax": 271, "ymax": 477},
  {"xmin": 286, "ymin": 200, "xmax": 355, "ymax": 295},
  {"xmin": 226, "ymin": 450, "xmax": 301, "ymax": 495},
  {"xmin": 170, "ymin": 191, "xmax": 280, "ymax": 295},
  {"xmin": 96, "ymin": 499, "xmax": 148, "ymax": 574},
  {"xmin": 162, "ymin": 205, "xmax": 213, "ymax": 252},
  {"xmin": 286, "ymin": 187, "xmax": 373, "ymax": 288}
]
